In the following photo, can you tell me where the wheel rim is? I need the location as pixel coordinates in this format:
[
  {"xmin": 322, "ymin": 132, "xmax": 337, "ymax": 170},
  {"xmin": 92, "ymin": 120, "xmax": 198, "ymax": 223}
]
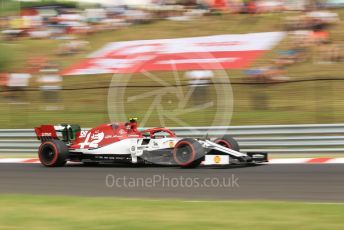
[
  {"xmin": 40, "ymin": 145, "xmax": 56, "ymax": 165},
  {"xmin": 174, "ymin": 143, "xmax": 195, "ymax": 165}
]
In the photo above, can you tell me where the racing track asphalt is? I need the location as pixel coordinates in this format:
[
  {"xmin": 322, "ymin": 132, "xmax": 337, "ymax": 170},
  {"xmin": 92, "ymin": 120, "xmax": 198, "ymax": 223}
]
[{"xmin": 0, "ymin": 163, "xmax": 344, "ymax": 202}]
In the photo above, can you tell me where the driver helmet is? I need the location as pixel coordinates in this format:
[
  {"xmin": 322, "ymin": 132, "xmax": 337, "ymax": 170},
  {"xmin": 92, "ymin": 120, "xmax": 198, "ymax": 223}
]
[{"xmin": 127, "ymin": 117, "xmax": 138, "ymax": 131}]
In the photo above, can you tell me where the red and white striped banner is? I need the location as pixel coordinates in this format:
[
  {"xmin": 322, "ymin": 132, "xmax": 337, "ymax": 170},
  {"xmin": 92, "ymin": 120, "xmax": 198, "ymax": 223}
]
[{"xmin": 62, "ymin": 32, "xmax": 285, "ymax": 75}]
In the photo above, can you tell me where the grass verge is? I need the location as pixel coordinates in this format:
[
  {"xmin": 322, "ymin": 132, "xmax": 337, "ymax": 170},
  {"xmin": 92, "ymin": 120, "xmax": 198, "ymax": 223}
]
[{"xmin": 0, "ymin": 195, "xmax": 343, "ymax": 230}]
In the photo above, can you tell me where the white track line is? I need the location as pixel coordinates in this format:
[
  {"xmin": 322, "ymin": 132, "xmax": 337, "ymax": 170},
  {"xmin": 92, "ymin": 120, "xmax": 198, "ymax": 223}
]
[
  {"xmin": 0, "ymin": 158, "xmax": 36, "ymax": 163},
  {"xmin": 268, "ymin": 158, "xmax": 312, "ymax": 164},
  {"xmin": 325, "ymin": 158, "xmax": 344, "ymax": 164}
]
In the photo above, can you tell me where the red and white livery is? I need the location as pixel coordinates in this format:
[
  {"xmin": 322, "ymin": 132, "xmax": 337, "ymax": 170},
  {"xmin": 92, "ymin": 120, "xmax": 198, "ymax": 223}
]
[{"xmin": 35, "ymin": 119, "xmax": 268, "ymax": 168}]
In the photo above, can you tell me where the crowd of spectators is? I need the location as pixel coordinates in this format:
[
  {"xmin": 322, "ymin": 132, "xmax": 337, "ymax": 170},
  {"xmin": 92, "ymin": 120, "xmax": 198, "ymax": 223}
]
[
  {"xmin": 1, "ymin": 1, "xmax": 340, "ymax": 41},
  {"xmin": 245, "ymin": 1, "xmax": 342, "ymax": 83},
  {"xmin": 0, "ymin": 0, "xmax": 343, "ymax": 104}
]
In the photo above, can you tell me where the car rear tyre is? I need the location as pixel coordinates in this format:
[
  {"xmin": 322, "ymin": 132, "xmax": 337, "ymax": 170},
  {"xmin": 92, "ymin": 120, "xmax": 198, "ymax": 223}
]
[
  {"xmin": 38, "ymin": 140, "xmax": 69, "ymax": 167},
  {"xmin": 173, "ymin": 138, "xmax": 204, "ymax": 168},
  {"xmin": 214, "ymin": 135, "xmax": 240, "ymax": 152}
]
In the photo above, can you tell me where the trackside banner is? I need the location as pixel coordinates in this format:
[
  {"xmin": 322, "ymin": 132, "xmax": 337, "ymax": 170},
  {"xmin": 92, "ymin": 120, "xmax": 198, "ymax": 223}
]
[{"xmin": 62, "ymin": 32, "xmax": 285, "ymax": 75}]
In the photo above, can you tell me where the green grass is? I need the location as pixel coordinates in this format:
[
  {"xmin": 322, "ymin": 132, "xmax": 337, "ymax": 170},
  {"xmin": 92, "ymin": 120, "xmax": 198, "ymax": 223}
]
[
  {"xmin": 0, "ymin": 195, "xmax": 343, "ymax": 230},
  {"xmin": 1, "ymin": 78, "xmax": 344, "ymax": 128},
  {"xmin": 1, "ymin": 10, "xmax": 344, "ymax": 128}
]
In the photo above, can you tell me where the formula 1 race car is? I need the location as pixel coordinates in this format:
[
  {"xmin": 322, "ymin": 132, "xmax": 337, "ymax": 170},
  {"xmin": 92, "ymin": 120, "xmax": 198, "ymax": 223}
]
[{"xmin": 34, "ymin": 118, "xmax": 268, "ymax": 168}]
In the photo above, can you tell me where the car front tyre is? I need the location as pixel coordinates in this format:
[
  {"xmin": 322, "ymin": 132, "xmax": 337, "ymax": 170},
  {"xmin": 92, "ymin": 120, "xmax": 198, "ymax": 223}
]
[{"xmin": 173, "ymin": 138, "xmax": 204, "ymax": 168}]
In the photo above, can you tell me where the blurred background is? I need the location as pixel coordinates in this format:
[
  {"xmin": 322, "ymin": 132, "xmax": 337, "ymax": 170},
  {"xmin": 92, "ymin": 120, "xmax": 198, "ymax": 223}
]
[{"xmin": 0, "ymin": 0, "xmax": 343, "ymax": 128}]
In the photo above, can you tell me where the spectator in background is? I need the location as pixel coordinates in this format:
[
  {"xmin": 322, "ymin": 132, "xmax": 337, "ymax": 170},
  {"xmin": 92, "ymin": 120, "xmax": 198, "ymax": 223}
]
[
  {"xmin": 37, "ymin": 63, "xmax": 63, "ymax": 111},
  {"xmin": 247, "ymin": 0, "xmax": 257, "ymax": 14},
  {"xmin": 0, "ymin": 73, "xmax": 9, "ymax": 99},
  {"xmin": 26, "ymin": 56, "xmax": 48, "ymax": 74},
  {"xmin": 56, "ymin": 39, "xmax": 90, "ymax": 56},
  {"xmin": 276, "ymin": 42, "xmax": 308, "ymax": 65},
  {"xmin": 185, "ymin": 70, "xmax": 213, "ymax": 106},
  {"xmin": 0, "ymin": 73, "xmax": 8, "ymax": 88},
  {"xmin": 310, "ymin": 28, "xmax": 330, "ymax": 44},
  {"xmin": 316, "ymin": 41, "xmax": 343, "ymax": 64},
  {"xmin": 6, "ymin": 73, "xmax": 31, "ymax": 104},
  {"xmin": 245, "ymin": 61, "xmax": 289, "ymax": 83}
]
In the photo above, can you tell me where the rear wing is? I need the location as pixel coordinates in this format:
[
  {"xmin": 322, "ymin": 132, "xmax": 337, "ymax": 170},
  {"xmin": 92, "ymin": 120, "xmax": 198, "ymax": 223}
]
[
  {"xmin": 34, "ymin": 125, "xmax": 58, "ymax": 142},
  {"xmin": 35, "ymin": 124, "xmax": 81, "ymax": 142}
]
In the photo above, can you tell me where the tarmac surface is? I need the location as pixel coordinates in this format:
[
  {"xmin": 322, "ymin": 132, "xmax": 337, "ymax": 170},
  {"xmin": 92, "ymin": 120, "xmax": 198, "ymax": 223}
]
[{"xmin": 0, "ymin": 163, "xmax": 343, "ymax": 202}]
